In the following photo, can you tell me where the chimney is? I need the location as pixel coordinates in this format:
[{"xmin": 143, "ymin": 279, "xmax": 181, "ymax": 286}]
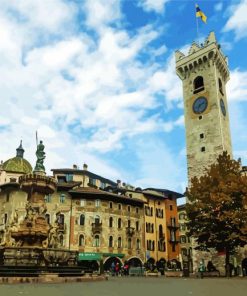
[
  {"xmin": 83, "ymin": 163, "xmax": 88, "ymax": 171},
  {"xmin": 73, "ymin": 164, "xmax": 78, "ymax": 170},
  {"xmin": 117, "ymin": 180, "xmax": 121, "ymax": 188}
]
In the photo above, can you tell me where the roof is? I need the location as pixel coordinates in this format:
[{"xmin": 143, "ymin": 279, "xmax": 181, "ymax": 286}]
[
  {"xmin": 0, "ymin": 182, "xmax": 20, "ymax": 190},
  {"xmin": 178, "ymin": 204, "xmax": 186, "ymax": 210},
  {"xmin": 144, "ymin": 188, "xmax": 184, "ymax": 199},
  {"xmin": 2, "ymin": 157, "xmax": 32, "ymax": 174},
  {"xmin": 69, "ymin": 186, "xmax": 145, "ymax": 205},
  {"xmin": 51, "ymin": 168, "xmax": 117, "ymax": 186},
  {"xmin": 57, "ymin": 181, "xmax": 82, "ymax": 190}
]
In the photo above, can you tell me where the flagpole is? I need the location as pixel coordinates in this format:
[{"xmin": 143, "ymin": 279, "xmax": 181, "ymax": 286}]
[{"xmin": 195, "ymin": 3, "xmax": 199, "ymax": 42}]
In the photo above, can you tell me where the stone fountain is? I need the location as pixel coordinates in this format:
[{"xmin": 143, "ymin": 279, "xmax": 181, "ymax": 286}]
[{"xmin": 0, "ymin": 141, "xmax": 77, "ymax": 269}]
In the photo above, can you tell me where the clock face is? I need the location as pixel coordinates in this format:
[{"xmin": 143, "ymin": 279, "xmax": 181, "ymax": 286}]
[
  {"xmin": 220, "ymin": 99, "xmax": 226, "ymax": 116},
  {"xmin": 192, "ymin": 96, "xmax": 208, "ymax": 114}
]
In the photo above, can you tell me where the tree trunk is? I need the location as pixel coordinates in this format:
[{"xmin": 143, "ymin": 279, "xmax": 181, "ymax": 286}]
[{"xmin": 225, "ymin": 248, "xmax": 230, "ymax": 277}]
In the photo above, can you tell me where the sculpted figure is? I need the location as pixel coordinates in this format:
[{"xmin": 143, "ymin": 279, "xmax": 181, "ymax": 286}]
[{"xmin": 34, "ymin": 140, "xmax": 46, "ymax": 172}]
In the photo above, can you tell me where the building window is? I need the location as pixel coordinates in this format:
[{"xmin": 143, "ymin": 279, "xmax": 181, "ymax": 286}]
[
  {"xmin": 170, "ymin": 217, "xmax": 176, "ymax": 227},
  {"xmin": 45, "ymin": 194, "xmax": 52, "ymax": 203},
  {"xmin": 95, "ymin": 199, "xmax": 100, "ymax": 207},
  {"xmin": 109, "ymin": 217, "xmax": 113, "ymax": 228},
  {"xmin": 45, "ymin": 214, "xmax": 50, "ymax": 224},
  {"xmin": 136, "ymin": 239, "xmax": 140, "ymax": 250},
  {"xmin": 219, "ymin": 78, "xmax": 224, "ymax": 95},
  {"xmin": 128, "ymin": 205, "xmax": 131, "ymax": 212},
  {"xmin": 180, "ymin": 236, "xmax": 187, "ymax": 243},
  {"xmin": 170, "ymin": 205, "xmax": 173, "ymax": 211},
  {"xmin": 187, "ymin": 236, "xmax": 191, "ymax": 243},
  {"xmin": 57, "ymin": 214, "xmax": 65, "ymax": 225},
  {"xmin": 80, "ymin": 214, "xmax": 85, "ymax": 226},
  {"xmin": 201, "ymin": 146, "xmax": 205, "ymax": 152},
  {"xmin": 79, "ymin": 234, "xmax": 84, "ymax": 247},
  {"xmin": 136, "ymin": 207, "xmax": 139, "ymax": 214},
  {"xmin": 200, "ymin": 133, "xmax": 204, "ymax": 139},
  {"xmin": 66, "ymin": 174, "xmax": 73, "ymax": 182},
  {"xmin": 172, "ymin": 244, "xmax": 176, "ymax": 252},
  {"xmin": 6, "ymin": 193, "xmax": 10, "ymax": 202},
  {"xmin": 127, "ymin": 220, "xmax": 131, "ymax": 228},
  {"xmin": 128, "ymin": 238, "xmax": 132, "ymax": 249},
  {"xmin": 182, "ymin": 248, "xmax": 187, "ymax": 256},
  {"xmin": 94, "ymin": 215, "xmax": 100, "ymax": 225},
  {"xmin": 109, "ymin": 236, "xmax": 113, "ymax": 248},
  {"xmin": 118, "ymin": 218, "xmax": 121, "ymax": 229},
  {"xmin": 80, "ymin": 199, "xmax": 86, "ymax": 207},
  {"xmin": 118, "ymin": 204, "xmax": 121, "ymax": 210},
  {"xmin": 100, "ymin": 182, "xmax": 105, "ymax": 189},
  {"xmin": 199, "ymin": 115, "xmax": 202, "ymax": 120},
  {"xmin": 118, "ymin": 237, "xmax": 122, "ymax": 248},
  {"xmin": 4, "ymin": 213, "xmax": 8, "ymax": 224},
  {"xmin": 89, "ymin": 178, "xmax": 97, "ymax": 186},
  {"xmin": 193, "ymin": 76, "xmax": 204, "ymax": 94},
  {"xmin": 109, "ymin": 202, "xmax": 113, "ymax": 209},
  {"xmin": 152, "ymin": 241, "xmax": 155, "ymax": 251},
  {"xmin": 60, "ymin": 193, "xmax": 65, "ymax": 203},
  {"xmin": 94, "ymin": 235, "xmax": 100, "ymax": 247},
  {"xmin": 136, "ymin": 221, "xmax": 139, "ymax": 231}
]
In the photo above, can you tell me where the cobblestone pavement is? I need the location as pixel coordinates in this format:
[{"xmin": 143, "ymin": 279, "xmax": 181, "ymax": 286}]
[{"xmin": 0, "ymin": 277, "xmax": 246, "ymax": 296}]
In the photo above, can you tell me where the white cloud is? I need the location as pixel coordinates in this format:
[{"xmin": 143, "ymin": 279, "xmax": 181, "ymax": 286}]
[
  {"xmin": 227, "ymin": 69, "xmax": 247, "ymax": 102},
  {"xmin": 214, "ymin": 2, "xmax": 223, "ymax": 12},
  {"xmin": 224, "ymin": 0, "xmax": 247, "ymax": 39},
  {"xmin": 138, "ymin": 0, "xmax": 170, "ymax": 13}
]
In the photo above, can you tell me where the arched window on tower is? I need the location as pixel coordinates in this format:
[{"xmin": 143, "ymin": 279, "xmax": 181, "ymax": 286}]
[
  {"xmin": 109, "ymin": 217, "xmax": 113, "ymax": 227},
  {"xmin": 118, "ymin": 218, "xmax": 122, "ymax": 229},
  {"xmin": 109, "ymin": 236, "xmax": 113, "ymax": 247},
  {"xmin": 219, "ymin": 78, "xmax": 224, "ymax": 95},
  {"xmin": 193, "ymin": 76, "xmax": 204, "ymax": 94}
]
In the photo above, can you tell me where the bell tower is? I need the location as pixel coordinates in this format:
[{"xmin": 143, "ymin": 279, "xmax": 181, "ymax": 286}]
[{"xmin": 175, "ymin": 32, "xmax": 232, "ymax": 183}]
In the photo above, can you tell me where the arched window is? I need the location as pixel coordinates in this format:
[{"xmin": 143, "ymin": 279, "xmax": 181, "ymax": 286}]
[
  {"xmin": 45, "ymin": 213, "xmax": 50, "ymax": 224},
  {"xmin": 136, "ymin": 239, "xmax": 140, "ymax": 250},
  {"xmin": 118, "ymin": 237, "xmax": 122, "ymax": 248},
  {"xmin": 136, "ymin": 221, "xmax": 139, "ymax": 231},
  {"xmin": 152, "ymin": 241, "xmax": 155, "ymax": 251},
  {"xmin": 109, "ymin": 217, "xmax": 113, "ymax": 227},
  {"xmin": 159, "ymin": 224, "xmax": 163, "ymax": 234},
  {"xmin": 193, "ymin": 76, "xmax": 204, "ymax": 94},
  {"xmin": 219, "ymin": 78, "xmax": 224, "ymax": 95},
  {"xmin": 79, "ymin": 234, "xmax": 84, "ymax": 246},
  {"xmin": 118, "ymin": 218, "xmax": 121, "ymax": 229},
  {"xmin": 58, "ymin": 214, "xmax": 64, "ymax": 225},
  {"xmin": 127, "ymin": 220, "xmax": 131, "ymax": 228},
  {"xmin": 94, "ymin": 235, "xmax": 100, "ymax": 247},
  {"xmin": 109, "ymin": 202, "xmax": 113, "ymax": 209},
  {"xmin": 95, "ymin": 215, "xmax": 100, "ymax": 225},
  {"xmin": 80, "ymin": 214, "xmax": 85, "ymax": 226},
  {"xmin": 109, "ymin": 236, "xmax": 113, "ymax": 247},
  {"xmin": 128, "ymin": 238, "xmax": 132, "ymax": 249},
  {"xmin": 182, "ymin": 248, "xmax": 187, "ymax": 256}
]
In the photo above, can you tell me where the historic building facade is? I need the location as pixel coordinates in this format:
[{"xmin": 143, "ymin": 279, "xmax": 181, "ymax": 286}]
[{"xmin": 0, "ymin": 144, "xmax": 183, "ymax": 271}]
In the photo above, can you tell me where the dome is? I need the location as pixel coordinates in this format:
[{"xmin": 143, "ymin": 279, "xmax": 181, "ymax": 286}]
[
  {"xmin": 2, "ymin": 157, "xmax": 32, "ymax": 174},
  {"xmin": 2, "ymin": 141, "xmax": 32, "ymax": 174}
]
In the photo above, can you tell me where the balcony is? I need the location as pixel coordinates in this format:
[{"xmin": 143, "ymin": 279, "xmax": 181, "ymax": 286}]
[
  {"xmin": 126, "ymin": 227, "xmax": 135, "ymax": 237},
  {"xmin": 92, "ymin": 222, "xmax": 102, "ymax": 234}
]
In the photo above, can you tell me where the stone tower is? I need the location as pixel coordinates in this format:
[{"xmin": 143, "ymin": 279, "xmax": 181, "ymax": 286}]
[{"xmin": 175, "ymin": 32, "xmax": 232, "ymax": 183}]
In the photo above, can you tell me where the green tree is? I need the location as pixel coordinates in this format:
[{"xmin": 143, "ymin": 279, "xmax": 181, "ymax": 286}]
[{"xmin": 185, "ymin": 152, "xmax": 247, "ymax": 275}]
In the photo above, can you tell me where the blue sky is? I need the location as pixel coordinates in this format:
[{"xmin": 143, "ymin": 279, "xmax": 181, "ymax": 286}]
[{"xmin": 1, "ymin": 0, "xmax": 247, "ymax": 203}]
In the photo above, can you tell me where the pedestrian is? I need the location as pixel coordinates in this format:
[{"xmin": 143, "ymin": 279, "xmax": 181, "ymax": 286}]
[
  {"xmin": 115, "ymin": 262, "xmax": 120, "ymax": 276},
  {"xmin": 111, "ymin": 261, "xmax": 115, "ymax": 276},
  {"xmin": 199, "ymin": 261, "xmax": 205, "ymax": 279}
]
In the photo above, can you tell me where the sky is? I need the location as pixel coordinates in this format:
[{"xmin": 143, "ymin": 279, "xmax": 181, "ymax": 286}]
[{"xmin": 1, "ymin": 0, "xmax": 247, "ymax": 204}]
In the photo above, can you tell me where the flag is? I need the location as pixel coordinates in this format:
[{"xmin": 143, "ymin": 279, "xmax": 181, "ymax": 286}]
[{"xmin": 196, "ymin": 4, "xmax": 207, "ymax": 23}]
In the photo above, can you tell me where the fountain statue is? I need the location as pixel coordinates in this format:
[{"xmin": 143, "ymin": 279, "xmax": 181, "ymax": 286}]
[{"xmin": 0, "ymin": 140, "xmax": 78, "ymax": 269}]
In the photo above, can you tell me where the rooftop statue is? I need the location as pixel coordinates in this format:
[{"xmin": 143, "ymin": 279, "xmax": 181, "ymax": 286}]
[{"xmin": 34, "ymin": 140, "xmax": 46, "ymax": 172}]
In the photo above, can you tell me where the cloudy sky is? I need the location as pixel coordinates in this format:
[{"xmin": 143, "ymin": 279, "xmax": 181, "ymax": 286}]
[{"xmin": 0, "ymin": 0, "xmax": 247, "ymax": 201}]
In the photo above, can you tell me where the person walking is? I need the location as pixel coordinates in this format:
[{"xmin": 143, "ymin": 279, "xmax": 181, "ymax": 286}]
[{"xmin": 199, "ymin": 261, "xmax": 205, "ymax": 279}]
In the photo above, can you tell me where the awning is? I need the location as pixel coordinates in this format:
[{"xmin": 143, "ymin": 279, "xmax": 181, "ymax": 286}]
[
  {"xmin": 103, "ymin": 253, "xmax": 125, "ymax": 258},
  {"xmin": 78, "ymin": 252, "xmax": 102, "ymax": 261}
]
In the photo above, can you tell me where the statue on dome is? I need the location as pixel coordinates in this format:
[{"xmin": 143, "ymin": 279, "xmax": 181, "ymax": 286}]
[{"xmin": 34, "ymin": 140, "xmax": 46, "ymax": 172}]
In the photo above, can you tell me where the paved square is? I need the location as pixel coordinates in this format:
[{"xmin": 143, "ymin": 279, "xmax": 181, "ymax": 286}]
[{"xmin": 0, "ymin": 277, "xmax": 246, "ymax": 296}]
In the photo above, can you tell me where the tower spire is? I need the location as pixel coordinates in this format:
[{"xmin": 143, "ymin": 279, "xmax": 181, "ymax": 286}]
[{"xmin": 16, "ymin": 140, "xmax": 24, "ymax": 158}]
